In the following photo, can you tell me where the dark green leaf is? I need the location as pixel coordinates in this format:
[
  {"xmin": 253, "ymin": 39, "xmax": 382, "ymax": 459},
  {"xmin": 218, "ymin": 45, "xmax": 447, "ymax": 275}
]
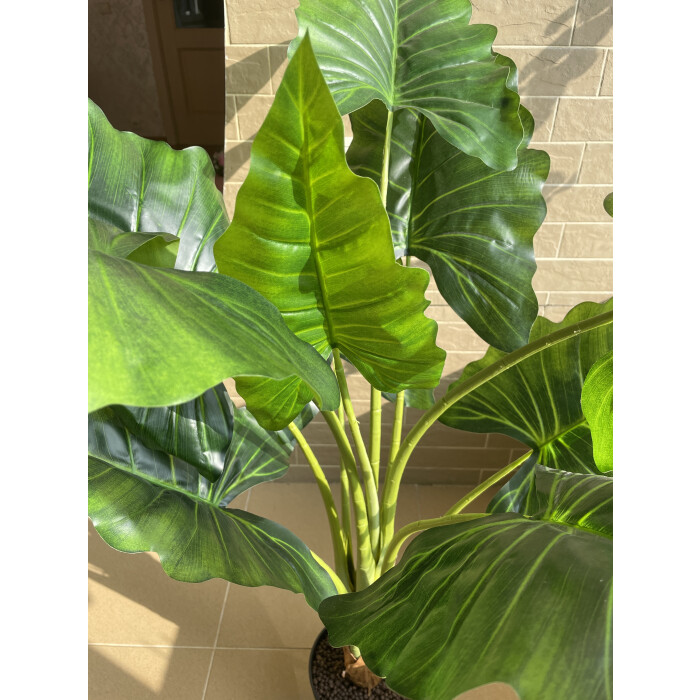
[
  {"xmin": 320, "ymin": 477, "xmax": 612, "ymax": 700},
  {"xmin": 88, "ymin": 99, "xmax": 228, "ymax": 272},
  {"xmin": 291, "ymin": 0, "xmax": 523, "ymax": 169},
  {"xmin": 488, "ymin": 461, "xmax": 613, "ymax": 538},
  {"xmin": 88, "ymin": 404, "xmax": 336, "ymax": 609},
  {"xmin": 347, "ymin": 100, "xmax": 548, "ymax": 351},
  {"xmin": 214, "ymin": 35, "xmax": 445, "ymax": 394},
  {"xmin": 440, "ymin": 300, "xmax": 613, "ymax": 473},
  {"xmin": 581, "ymin": 351, "xmax": 613, "ymax": 474},
  {"xmin": 88, "ymin": 249, "xmax": 339, "ymax": 428},
  {"xmin": 110, "ymin": 384, "xmax": 234, "ymax": 483}
]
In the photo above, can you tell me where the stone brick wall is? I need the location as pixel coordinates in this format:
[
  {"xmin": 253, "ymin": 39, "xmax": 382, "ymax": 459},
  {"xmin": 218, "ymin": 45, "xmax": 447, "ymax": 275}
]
[{"xmin": 222, "ymin": 0, "xmax": 613, "ymax": 485}]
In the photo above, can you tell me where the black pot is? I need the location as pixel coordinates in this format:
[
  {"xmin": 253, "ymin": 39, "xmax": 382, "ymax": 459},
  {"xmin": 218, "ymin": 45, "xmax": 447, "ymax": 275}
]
[{"xmin": 308, "ymin": 628, "xmax": 328, "ymax": 700}]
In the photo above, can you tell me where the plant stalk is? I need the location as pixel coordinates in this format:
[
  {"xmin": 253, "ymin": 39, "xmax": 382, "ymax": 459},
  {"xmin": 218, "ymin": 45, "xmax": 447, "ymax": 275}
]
[
  {"xmin": 337, "ymin": 401, "xmax": 356, "ymax": 590},
  {"xmin": 333, "ymin": 348, "xmax": 381, "ymax": 561},
  {"xmin": 445, "ymin": 450, "xmax": 533, "ymax": 516},
  {"xmin": 379, "ymin": 309, "xmax": 614, "ymax": 550},
  {"xmin": 369, "ymin": 387, "xmax": 382, "ymax": 487},
  {"xmin": 388, "ymin": 390, "xmax": 405, "ymax": 465},
  {"xmin": 321, "ymin": 409, "xmax": 376, "ymax": 589},
  {"xmin": 288, "ymin": 421, "xmax": 351, "ymax": 591}
]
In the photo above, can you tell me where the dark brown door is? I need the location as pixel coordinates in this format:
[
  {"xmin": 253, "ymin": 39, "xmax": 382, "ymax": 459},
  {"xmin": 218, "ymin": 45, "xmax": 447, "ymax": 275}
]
[{"xmin": 143, "ymin": 0, "xmax": 225, "ymax": 149}]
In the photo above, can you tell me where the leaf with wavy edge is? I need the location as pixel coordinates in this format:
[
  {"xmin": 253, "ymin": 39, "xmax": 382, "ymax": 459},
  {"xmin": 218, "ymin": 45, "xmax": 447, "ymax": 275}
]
[
  {"xmin": 88, "ymin": 249, "xmax": 339, "ymax": 428},
  {"xmin": 88, "ymin": 402, "xmax": 335, "ymax": 609},
  {"xmin": 88, "ymin": 99, "xmax": 228, "ymax": 272},
  {"xmin": 581, "ymin": 351, "xmax": 613, "ymax": 474},
  {"xmin": 214, "ymin": 35, "xmax": 445, "ymax": 394},
  {"xmin": 439, "ymin": 299, "xmax": 613, "ymax": 473},
  {"xmin": 320, "ymin": 509, "xmax": 612, "ymax": 699},
  {"xmin": 347, "ymin": 100, "xmax": 548, "ymax": 351},
  {"xmin": 290, "ymin": 0, "xmax": 523, "ymax": 170}
]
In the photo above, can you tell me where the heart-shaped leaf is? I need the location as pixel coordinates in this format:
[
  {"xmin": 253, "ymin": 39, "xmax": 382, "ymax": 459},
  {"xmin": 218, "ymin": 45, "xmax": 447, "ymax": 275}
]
[
  {"xmin": 347, "ymin": 100, "xmax": 548, "ymax": 351},
  {"xmin": 290, "ymin": 0, "xmax": 523, "ymax": 170},
  {"xmin": 89, "ymin": 99, "xmax": 228, "ymax": 272},
  {"xmin": 88, "ymin": 249, "xmax": 339, "ymax": 428},
  {"xmin": 88, "ymin": 403, "xmax": 335, "ymax": 609},
  {"xmin": 320, "ymin": 469, "xmax": 612, "ymax": 700},
  {"xmin": 214, "ymin": 34, "xmax": 445, "ymax": 394},
  {"xmin": 440, "ymin": 299, "xmax": 613, "ymax": 473},
  {"xmin": 581, "ymin": 351, "xmax": 613, "ymax": 474}
]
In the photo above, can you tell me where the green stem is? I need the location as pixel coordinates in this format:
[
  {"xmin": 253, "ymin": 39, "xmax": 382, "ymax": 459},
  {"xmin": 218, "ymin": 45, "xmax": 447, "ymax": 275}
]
[
  {"xmin": 380, "ymin": 109, "xmax": 394, "ymax": 204},
  {"xmin": 321, "ymin": 409, "xmax": 376, "ymax": 590},
  {"xmin": 445, "ymin": 450, "xmax": 533, "ymax": 516},
  {"xmin": 288, "ymin": 421, "xmax": 350, "ymax": 591},
  {"xmin": 333, "ymin": 348, "xmax": 381, "ymax": 561},
  {"xmin": 388, "ymin": 390, "xmax": 405, "ymax": 466},
  {"xmin": 337, "ymin": 401, "xmax": 356, "ymax": 590},
  {"xmin": 379, "ymin": 309, "xmax": 613, "ymax": 550},
  {"xmin": 380, "ymin": 513, "xmax": 488, "ymax": 575},
  {"xmin": 370, "ymin": 387, "xmax": 382, "ymax": 487}
]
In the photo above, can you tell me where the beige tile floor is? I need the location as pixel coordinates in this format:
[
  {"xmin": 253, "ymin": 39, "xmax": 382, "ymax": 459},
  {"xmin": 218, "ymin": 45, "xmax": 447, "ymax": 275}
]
[{"xmin": 88, "ymin": 481, "xmax": 517, "ymax": 700}]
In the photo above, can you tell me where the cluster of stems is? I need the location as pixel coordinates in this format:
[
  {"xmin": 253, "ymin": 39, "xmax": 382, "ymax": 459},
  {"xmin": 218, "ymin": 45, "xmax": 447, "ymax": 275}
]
[{"xmin": 288, "ymin": 110, "xmax": 613, "ymax": 594}]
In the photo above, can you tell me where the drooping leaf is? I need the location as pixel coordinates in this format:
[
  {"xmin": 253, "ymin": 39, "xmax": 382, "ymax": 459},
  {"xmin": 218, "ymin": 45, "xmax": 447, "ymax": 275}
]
[
  {"xmin": 581, "ymin": 351, "xmax": 613, "ymax": 474},
  {"xmin": 88, "ymin": 403, "xmax": 336, "ymax": 609},
  {"xmin": 347, "ymin": 100, "xmax": 548, "ymax": 351},
  {"xmin": 290, "ymin": 0, "xmax": 523, "ymax": 170},
  {"xmin": 440, "ymin": 299, "xmax": 613, "ymax": 473},
  {"xmin": 110, "ymin": 384, "xmax": 234, "ymax": 483},
  {"xmin": 88, "ymin": 249, "xmax": 339, "ymax": 428},
  {"xmin": 88, "ymin": 216, "xmax": 181, "ymax": 268},
  {"xmin": 88, "ymin": 99, "xmax": 228, "ymax": 272},
  {"xmin": 320, "ymin": 474, "xmax": 612, "ymax": 700},
  {"xmin": 214, "ymin": 35, "xmax": 445, "ymax": 394},
  {"xmin": 603, "ymin": 192, "xmax": 613, "ymax": 217}
]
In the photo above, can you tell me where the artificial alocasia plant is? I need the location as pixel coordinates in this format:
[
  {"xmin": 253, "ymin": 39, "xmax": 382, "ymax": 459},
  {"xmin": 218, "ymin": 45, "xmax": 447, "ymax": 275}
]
[{"xmin": 88, "ymin": 2, "xmax": 612, "ymax": 698}]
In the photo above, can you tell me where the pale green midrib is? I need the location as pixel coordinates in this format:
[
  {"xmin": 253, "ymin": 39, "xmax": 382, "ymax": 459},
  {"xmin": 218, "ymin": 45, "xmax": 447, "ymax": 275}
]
[
  {"xmin": 536, "ymin": 415, "xmax": 589, "ymax": 451},
  {"xmin": 389, "ymin": 0, "xmax": 400, "ymax": 105},
  {"xmin": 299, "ymin": 67, "xmax": 338, "ymax": 349}
]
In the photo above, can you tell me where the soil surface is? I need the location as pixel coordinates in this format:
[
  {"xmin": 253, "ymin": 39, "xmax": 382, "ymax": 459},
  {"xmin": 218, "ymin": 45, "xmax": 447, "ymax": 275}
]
[{"xmin": 310, "ymin": 631, "xmax": 410, "ymax": 700}]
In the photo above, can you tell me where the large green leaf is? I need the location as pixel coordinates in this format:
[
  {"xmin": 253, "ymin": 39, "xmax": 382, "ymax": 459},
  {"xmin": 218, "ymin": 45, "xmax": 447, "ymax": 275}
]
[
  {"xmin": 88, "ymin": 249, "xmax": 339, "ymax": 428},
  {"xmin": 320, "ymin": 472, "xmax": 612, "ymax": 700},
  {"xmin": 290, "ymin": 0, "xmax": 523, "ymax": 170},
  {"xmin": 581, "ymin": 351, "xmax": 613, "ymax": 474},
  {"xmin": 347, "ymin": 100, "xmax": 548, "ymax": 351},
  {"xmin": 214, "ymin": 35, "xmax": 445, "ymax": 394},
  {"xmin": 109, "ymin": 384, "xmax": 234, "ymax": 483},
  {"xmin": 440, "ymin": 300, "xmax": 613, "ymax": 473},
  {"xmin": 88, "ymin": 403, "xmax": 335, "ymax": 609},
  {"xmin": 88, "ymin": 99, "xmax": 228, "ymax": 272}
]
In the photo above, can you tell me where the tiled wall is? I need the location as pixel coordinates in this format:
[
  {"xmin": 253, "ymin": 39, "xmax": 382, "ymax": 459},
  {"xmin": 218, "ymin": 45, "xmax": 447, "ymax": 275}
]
[{"xmin": 222, "ymin": 0, "xmax": 613, "ymax": 486}]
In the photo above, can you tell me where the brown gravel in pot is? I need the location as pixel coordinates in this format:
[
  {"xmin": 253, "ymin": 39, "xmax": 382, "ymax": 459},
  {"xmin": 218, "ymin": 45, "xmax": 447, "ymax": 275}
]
[{"xmin": 311, "ymin": 631, "xmax": 410, "ymax": 699}]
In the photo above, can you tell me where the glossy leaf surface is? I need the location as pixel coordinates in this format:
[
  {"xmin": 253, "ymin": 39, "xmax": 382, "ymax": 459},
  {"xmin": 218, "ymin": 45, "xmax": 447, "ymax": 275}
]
[
  {"xmin": 581, "ymin": 351, "xmax": 613, "ymax": 474},
  {"xmin": 320, "ymin": 500, "xmax": 612, "ymax": 699},
  {"xmin": 88, "ymin": 217, "xmax": 180, "ymax": 266},
  {"xmin": 110, "ymin": 384, "xmax": 234, "ymax": 483},
  {"xmin": 347, "ymin": 100, "xmax": 548, "ymax": 351},
  {"xmin": 88, "ymin": 403, "xmax": 335, "ymax": 609},
  {"xmin": 88, "ymin": 99, "xmax": 228, "ymax": 271},
  {"xmin": 440, "ymin": 300, "xmax": 613, "ymax": 473},
  {"xmin": 382, "ymin": 387, "xmax": 435, "ymax": 410},
  {"xmin": 214, "ymin": 35, "xmax": 445, "ymax": 393},
  {"xmin": 488, "ymin": 461, "xmax": 613, "ymax": 538},
  {"xmin": 291, "ymin": 0, "xmax": 523, "ymax": 170},
  {"xmin": 88, "ymin": 249, "xmax": 339, "ymax": 427}
]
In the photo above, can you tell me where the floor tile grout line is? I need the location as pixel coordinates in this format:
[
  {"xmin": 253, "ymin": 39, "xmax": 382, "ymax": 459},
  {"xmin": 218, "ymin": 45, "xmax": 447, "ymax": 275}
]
[
  {"xmin": 201, "ymin": 583, "xmax": 231, "ymax": 700},
  {"xmin": 89, "ymin": 643, "xmax": 313, "ymax": 651},
  {"xmin": 569, "ymin": 0, "xmax": 582, "ymax": 46}
]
